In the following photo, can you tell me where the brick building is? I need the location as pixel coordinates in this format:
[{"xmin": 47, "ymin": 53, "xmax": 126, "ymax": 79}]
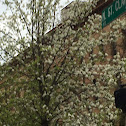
[{"xmin": 60, "ymin": 0, "xmax": 126, "ymax": 125}]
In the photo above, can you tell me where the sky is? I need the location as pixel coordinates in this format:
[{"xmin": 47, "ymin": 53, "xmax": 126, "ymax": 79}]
[
  {"xmin": 0, "ymin": 0, "xmax": 74, "ymax": 15},
  {"xmin": 60, "ymin": 0, "xmax": 73, "ymax": 7},
  {"xmin": 0, "ymin": 0, "xmax": 74, "ymax": 64}
]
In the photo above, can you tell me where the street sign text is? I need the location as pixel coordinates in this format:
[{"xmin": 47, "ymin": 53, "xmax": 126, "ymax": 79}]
[{"xmin": 102, "ymin": 0, "xmax": 126, "ymax": 28}]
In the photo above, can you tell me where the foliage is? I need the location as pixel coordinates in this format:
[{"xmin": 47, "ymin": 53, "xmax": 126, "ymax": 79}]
[{"xmin": 0, "ymin": 0, "xmax": 126, "ymax": 125}]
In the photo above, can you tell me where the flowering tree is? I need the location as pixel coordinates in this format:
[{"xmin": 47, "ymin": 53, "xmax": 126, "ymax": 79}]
[{"xmin": 0, "ymin": 0, "xmax": 126, "ymax": 125}]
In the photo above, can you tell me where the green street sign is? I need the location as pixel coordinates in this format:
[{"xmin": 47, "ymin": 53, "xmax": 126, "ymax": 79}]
[{"xmin": 102, "ymin": 0, "xmax": 126, "ymax": 28}]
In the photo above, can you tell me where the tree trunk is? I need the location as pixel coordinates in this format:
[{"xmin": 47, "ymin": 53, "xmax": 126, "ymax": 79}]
[{"xmin": 42, "ymin": 120, "xmax": 49, "ymax": 126}]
